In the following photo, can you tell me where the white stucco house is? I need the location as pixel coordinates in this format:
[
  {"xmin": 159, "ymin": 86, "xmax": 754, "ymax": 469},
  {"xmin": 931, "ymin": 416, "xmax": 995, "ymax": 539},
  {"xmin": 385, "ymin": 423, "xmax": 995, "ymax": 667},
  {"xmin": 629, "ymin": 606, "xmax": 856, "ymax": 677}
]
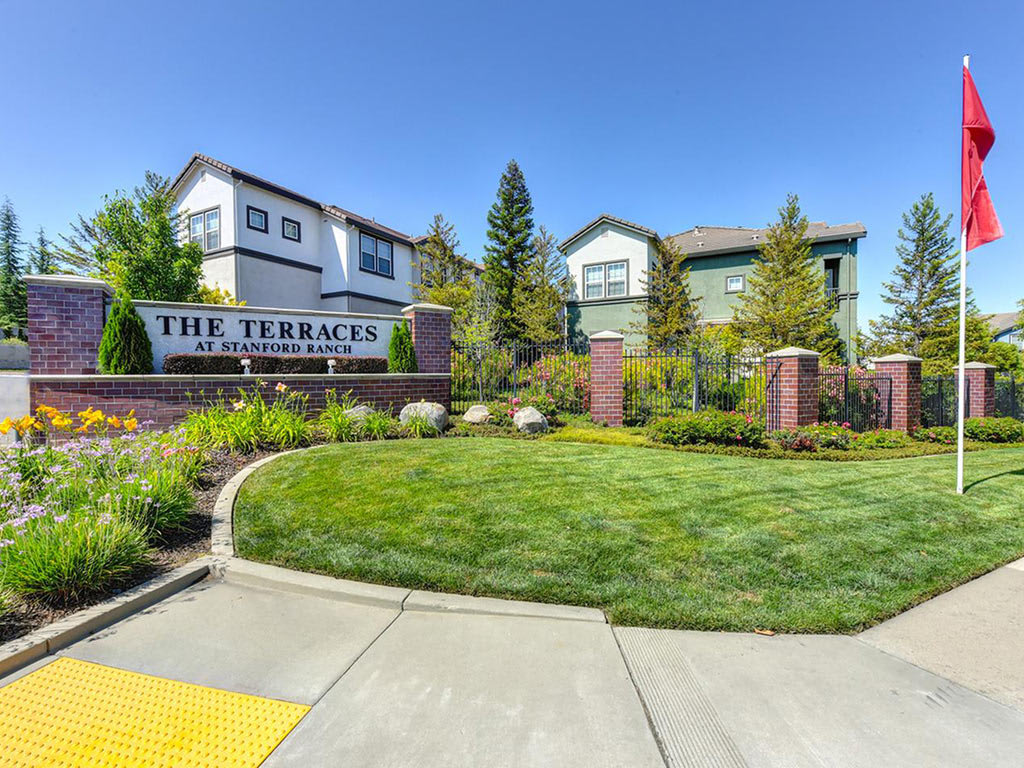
[{"xmin": 171, "ymin": 154, "xmax": 427, "ymax": 314}]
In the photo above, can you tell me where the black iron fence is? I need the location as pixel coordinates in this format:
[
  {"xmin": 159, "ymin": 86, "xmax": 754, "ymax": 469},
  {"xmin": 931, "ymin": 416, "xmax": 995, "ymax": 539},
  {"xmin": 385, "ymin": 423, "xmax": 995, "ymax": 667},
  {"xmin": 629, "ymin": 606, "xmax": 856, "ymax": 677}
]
[
  {"xmin": 921, "ymin": 375, "xmax": 970, "ymax": 426},
  {"xmin": 996, "ymin": 374, "xmax": 1022, "ymax": 420},
  {"xmin": 622, "ymin": 349, "xmax": 778, "ymax": 427},
  {"xmin": 817, "ymin": 368, "xmax": 892, "ymax": 431},
  {"xmin": 450, "ymin": 341, "xmax": 591, "ymax": 415}
]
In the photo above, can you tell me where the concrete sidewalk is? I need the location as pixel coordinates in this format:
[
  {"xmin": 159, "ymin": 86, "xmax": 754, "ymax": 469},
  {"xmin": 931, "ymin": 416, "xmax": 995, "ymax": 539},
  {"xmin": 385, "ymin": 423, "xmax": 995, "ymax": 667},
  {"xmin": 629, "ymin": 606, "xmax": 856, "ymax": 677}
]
[{"xmin": 3, "ymin": 558, "xmax": 1024, "ymax": 767}]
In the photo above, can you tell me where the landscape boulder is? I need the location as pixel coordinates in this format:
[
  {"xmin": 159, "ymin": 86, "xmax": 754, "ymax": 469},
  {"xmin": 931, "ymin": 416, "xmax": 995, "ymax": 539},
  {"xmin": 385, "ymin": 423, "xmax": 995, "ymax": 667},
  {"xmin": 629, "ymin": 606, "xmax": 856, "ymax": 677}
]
[
  {"xmin": 462, "ymin": 404, "xmax": 492, "ymax": 424},
  {"xmin": 399, "ymin": 401, "xmax": 449, "ymax": 432},
  {"xmin": 513, "ymin": 406, "xmax": 548, "ymax": 434},
  {"xmin": 343, "ymin": 404, "xmax": 374, "ymax": 423}
]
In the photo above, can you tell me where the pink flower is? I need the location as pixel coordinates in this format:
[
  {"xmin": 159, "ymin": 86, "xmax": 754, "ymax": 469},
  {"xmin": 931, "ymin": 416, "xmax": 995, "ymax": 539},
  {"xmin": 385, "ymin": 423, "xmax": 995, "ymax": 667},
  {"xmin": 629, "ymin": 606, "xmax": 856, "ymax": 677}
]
[{"xmin": 511, "ymin": 397, "xmax": 521, "ymax": 406}]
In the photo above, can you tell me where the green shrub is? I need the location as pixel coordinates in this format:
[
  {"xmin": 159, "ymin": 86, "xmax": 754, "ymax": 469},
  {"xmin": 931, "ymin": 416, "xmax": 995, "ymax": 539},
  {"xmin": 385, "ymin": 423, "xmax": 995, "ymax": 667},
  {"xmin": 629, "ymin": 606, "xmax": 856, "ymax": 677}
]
[
  {"xmin": 854, "ymin": 429, "xmax": 912, "ymax": 449},
  {"xmin": 163, "ymin": 353, "xmax": 386, "ymax": 375},
  {"xmin": 805, "ymin": 423, "xmax": 854, "ymax": 450},
  {"xmin": 97, "ymin": 295, "xmax": 153, "ymax": 374},
  {"xmin": 771, "ymin": 429, "xmax": 817, "ymax": 452},
  {"xmin": 0, "ymin": 512, "xmax": 150, "ymax": 604},
  {"xmin": 913, "ymin": 426, "xmax": 957, "ymax": 445},
  {"xmin": 401, "ymin": 412, "xmax": 439, "ymax": 438},
  {"xmin": 316, "ymin": 389, "xmax": 361, "ymax": 442},
  {"xmin": 964, "ymin": 417, "xmax": 1024, "ymax": 443},
  {"xmin": 520, "ymin": 352, "xmax": 590, "ymax": 412},
  {"xmin": 388, "ymin": 319, "xmax": 418, "ymax": 373},
  {"xmin": 0, "ymin": 336, "xmax": 27, "ymax": 346},
  {"xmin": 182, "ymin": 382, "xmax": 310, "ymax": 452},
  {"xmin": 649, "ymin": 410, "xmax": 766, "ymax": 448},
  {"xmin": 360, "ymin": 411, "xmax": 399, "ymax": 440}
]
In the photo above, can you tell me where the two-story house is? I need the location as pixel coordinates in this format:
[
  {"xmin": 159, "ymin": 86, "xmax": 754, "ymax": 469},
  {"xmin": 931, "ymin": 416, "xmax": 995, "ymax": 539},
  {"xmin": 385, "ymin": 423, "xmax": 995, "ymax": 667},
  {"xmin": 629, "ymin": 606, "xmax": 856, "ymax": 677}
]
[
  {"xmin": 561, "ymin": 214, "xmax": 865, "ymax": 357},
  {"xmin": 171, "ymin": 154, "xmax": 424, "ymax": 314}
]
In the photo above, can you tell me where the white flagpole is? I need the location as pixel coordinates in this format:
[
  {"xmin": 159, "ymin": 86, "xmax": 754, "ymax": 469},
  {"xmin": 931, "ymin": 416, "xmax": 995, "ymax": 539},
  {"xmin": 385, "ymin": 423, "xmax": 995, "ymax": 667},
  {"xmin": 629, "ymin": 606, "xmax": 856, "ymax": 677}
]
[{"xmin": 956, "ymin": 54, "xmax": 970, "ymax": 495}]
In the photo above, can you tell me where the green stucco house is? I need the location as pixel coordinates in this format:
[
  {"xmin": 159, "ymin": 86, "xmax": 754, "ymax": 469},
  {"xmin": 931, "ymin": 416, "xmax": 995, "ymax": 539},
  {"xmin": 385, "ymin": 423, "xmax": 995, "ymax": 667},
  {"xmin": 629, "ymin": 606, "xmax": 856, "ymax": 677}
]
[{"xmin": 561, "ymin": 214, "xmax": 865, "ymax": 358}]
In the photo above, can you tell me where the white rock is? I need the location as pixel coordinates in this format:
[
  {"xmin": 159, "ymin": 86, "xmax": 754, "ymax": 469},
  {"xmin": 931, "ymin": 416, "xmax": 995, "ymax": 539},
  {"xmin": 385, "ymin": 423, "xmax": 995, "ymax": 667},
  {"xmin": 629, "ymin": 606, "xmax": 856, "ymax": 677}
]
[
  {"xmin": 513, "ymin": 406, "xmax": 548, "ymax": 434},
  {"xmin": 343, "ymin": 404, "xmax": 374, "ymax": 423},
  {"xmin": 399, "ymin": 401, "xmax": 449, "ymax": 432},
  {"xmin": 462, "ymin": 404, "xmax": 492, "ymax": 424}
]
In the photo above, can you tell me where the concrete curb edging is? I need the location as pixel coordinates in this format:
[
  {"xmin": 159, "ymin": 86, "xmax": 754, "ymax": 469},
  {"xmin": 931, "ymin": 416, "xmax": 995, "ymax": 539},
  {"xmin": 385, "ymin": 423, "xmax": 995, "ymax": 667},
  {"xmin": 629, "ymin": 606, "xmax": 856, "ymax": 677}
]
[
  {"xmin": 216, "ymin": 447, "xmax": 608, "ymax": 624},
  {"xmin": 0, "ymin": 557, "xmax": 214, "ymax": 679}
]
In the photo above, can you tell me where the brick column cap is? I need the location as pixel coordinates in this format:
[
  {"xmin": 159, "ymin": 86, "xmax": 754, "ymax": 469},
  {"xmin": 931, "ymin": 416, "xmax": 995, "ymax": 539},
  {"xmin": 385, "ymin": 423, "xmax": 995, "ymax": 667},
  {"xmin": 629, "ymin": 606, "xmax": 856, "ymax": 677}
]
[
  {"xmin": 590, "ymin": 330, "xmax": 624, "ymax": 340},
  {"xmin": 401, "ymin": 302, "xmax": 453, "ymax": 315},
  {"xmin": 24, "ymin": 273, "xmax": 114, "ymax": 295},
  {"xmin": 874, "ymin": 353, "xmax": 923, "ymax": 363},
  {"xmin": 766, "ymin": 346, "xmax": 820, "ymax": 358},
  {"xmin": 960, "ymin": 361, "xmax": 996, "ymax": 370}
]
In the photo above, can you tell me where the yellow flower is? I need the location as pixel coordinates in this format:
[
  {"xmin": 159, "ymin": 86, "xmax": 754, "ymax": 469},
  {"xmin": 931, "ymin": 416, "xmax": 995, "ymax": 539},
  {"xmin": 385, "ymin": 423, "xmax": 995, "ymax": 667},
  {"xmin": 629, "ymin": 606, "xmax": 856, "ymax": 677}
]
[
  {"xmin": 0, "ymin": 417, "xmax": 12, "ymax": 435},
  {"xmin": 124, "ymin": 417, "xmax": 138, "ymax": 432},
  {"xmin": 107, "ymin": 415, "xmax": 123, "ymax": 429},
  {"xmin": 51, "ymin": 415, "xmax": 72, "ymax": 430}
]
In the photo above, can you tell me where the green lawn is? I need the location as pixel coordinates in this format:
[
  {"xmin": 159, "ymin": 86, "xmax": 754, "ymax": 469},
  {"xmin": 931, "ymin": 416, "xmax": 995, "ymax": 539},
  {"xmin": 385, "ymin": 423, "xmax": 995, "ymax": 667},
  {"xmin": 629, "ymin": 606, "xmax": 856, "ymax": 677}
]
[{"xmin": 234, "ymin": 439, "xmax": 1024, "ymax": 633}]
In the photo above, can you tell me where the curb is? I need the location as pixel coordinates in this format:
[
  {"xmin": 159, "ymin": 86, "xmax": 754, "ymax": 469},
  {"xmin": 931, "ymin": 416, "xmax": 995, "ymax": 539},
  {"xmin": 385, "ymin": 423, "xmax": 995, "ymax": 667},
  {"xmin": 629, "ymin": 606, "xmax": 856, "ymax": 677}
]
[
  {"xmin": 211, "ymin": 450, "xmax": 299, "ymax": 558},
  {"xmin": 0, "ymin": 558, "xmax": 214, "ymax": 679}
]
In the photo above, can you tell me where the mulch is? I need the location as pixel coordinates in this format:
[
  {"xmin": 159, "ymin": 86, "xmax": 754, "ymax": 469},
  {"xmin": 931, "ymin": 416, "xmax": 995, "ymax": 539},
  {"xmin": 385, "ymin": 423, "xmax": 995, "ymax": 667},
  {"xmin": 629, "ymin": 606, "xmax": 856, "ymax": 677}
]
[{"xmin": 0, "ymin": 449, "xmax": 274, "ymax": 645}]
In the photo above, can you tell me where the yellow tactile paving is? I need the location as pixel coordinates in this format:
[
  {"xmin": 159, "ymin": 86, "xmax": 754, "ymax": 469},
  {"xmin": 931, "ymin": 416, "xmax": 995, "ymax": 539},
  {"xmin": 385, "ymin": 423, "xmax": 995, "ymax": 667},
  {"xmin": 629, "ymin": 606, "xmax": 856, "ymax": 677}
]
[{"xmin": 0, "ymin": 657, "xmax": 309, "ymax": 767}]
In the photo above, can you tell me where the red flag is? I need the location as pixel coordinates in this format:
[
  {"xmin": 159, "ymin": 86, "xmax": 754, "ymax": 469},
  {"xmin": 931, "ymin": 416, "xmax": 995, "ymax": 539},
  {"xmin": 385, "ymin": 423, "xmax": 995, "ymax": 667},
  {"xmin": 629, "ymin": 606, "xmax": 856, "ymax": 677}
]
[{"xmin": 962, "ymin": 65, "xmax": 1003, "ymax": 251}]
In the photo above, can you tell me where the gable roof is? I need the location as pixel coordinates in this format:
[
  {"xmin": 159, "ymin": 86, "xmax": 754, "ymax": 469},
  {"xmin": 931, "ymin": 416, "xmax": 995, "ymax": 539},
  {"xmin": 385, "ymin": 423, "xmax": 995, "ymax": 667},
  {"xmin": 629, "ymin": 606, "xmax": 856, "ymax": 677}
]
[
  {"xmin": 985, "ymin": 312, "xmax": 1019, "ymax": 335},
  {"xmin": 665, "ymin": 222, "xmax": 866, "ymax": 257},
  {"xmin": 170, "ymin": 153, "xmax": 415, "ymax": 246},
  {"xmin": 559, "ymin": 213, "xmax": 660, "ymax": 251}
]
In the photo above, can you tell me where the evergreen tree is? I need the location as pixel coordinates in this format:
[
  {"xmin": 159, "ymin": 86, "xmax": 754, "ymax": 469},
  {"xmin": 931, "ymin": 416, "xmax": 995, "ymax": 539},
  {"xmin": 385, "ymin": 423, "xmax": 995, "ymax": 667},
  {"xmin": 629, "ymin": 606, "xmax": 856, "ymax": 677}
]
[
  {"xmin": 387, "ymin": 319, "xmax": 418, "ymax": 373},
  {"xmin": 29, "ymin": 227, "xmax": 57, "ymax": 274},
  {"xmin": 630, "ymin": 237, "xmax": 701, "ymax": 348},
  {"xmin": 917, "ymin": 305, "xmax": 992, "ymax": 374},
  {"xmin": 97, "ymin": 295, "xmax": 153, "ymax": 374},
  {"xmin": 59, "ymin": 171, "xmax": 203, "ymax": 301},
  {"xmin": 732, "ymin": 194, "xmax": 842, "ymax": 361},
  {"xmin": 411, "ymin": 214, "xmax": 475, "ymax": 336},
  {"xmin": 865, "ymin": 194, "xmax": 958, "ymax": 357},
  {"xmin": 514, "ymin": 226, "xmax": 571, "ymax": 343},
  {"xmin": 0, "ymin": 197, "xmax": 27, "ymax": 337},
  {"xmin": 482, "ymin": 160, "xmax": 535, "ymax": 341},
  {"xmin": 459, "ymin": 282, "xmax": 501, "ymax": 346}
]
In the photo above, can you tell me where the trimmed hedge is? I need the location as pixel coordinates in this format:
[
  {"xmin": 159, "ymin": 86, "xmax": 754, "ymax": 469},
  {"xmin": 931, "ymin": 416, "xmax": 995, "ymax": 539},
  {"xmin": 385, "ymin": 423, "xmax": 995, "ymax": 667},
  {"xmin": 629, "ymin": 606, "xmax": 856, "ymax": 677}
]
[
  {"xmin": 649, "ymin": 410, "xmax": 766, "ymax": 448},
  {"xmin": 163, "ymin": 353, "xmax": 387, "ymax": 375}
]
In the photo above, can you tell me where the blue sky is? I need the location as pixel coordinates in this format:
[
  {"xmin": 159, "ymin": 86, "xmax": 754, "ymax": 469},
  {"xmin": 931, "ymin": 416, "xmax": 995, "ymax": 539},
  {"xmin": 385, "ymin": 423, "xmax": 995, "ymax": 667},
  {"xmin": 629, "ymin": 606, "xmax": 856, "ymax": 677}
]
[{"xmin": 1, "ymin": 0, "xmax": 1021, "ymax": 325}]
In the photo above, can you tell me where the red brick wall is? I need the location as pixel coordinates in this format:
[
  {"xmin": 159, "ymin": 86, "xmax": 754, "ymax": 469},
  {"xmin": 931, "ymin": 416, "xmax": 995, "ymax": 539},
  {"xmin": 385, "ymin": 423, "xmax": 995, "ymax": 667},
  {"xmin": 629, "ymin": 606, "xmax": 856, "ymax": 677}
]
[
  {"xmin": 590, "ymin": 334, "xmax": 624, "ymax": 427},
  {"xmin": 766, "ymin": 351, "xmax": 820, "ymax": 429},
  {"xmin": 874, "ymin": 357, "xmax": 922, "ymax": 432},
  {"xmin": 963, "ymin": 365, "xmax": 995, "ymax": 418},
  {"xmin": 27, "ymin": 280, "xmax": 110, "ymax": 374},
  {"xmin": 30, "ymin": 374, "xmax": 451, "ymax": 431},
  {"xmin": 404, "ymin": 306, "xmax": 452, "ymax": 374}
]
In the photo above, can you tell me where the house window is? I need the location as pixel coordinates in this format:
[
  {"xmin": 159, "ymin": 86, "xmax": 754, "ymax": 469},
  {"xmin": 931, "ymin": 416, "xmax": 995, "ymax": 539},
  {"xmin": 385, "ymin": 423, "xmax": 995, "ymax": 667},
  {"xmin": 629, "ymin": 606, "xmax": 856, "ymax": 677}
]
[
  {"xmin": 246, "ymin": 205, "xmax": 268, "ymax": 233},
  {"xmin": 583, "ymin": 261, "xmax": 627, "ymax": 300},
  {"xmin": 725, "ymin": 275, "xmax": 744, "ymax": 293},
  {"xmin": 282, "ymin": 217, "xmax": 301, "ymax": 242},
  {"xmin": 606, "ymin": 262, "xmax": 626, "ymax": 297},
  {"xmin": 584, "ymin": 265, "xmax": 604, "ymax": 299},
  {"xmin": 188, "ymin": 207, "xmax": 220, "ymax": 252},
  {"xmin": 360, "ymin": 233, "xmax": 394, "ymax": 277}
]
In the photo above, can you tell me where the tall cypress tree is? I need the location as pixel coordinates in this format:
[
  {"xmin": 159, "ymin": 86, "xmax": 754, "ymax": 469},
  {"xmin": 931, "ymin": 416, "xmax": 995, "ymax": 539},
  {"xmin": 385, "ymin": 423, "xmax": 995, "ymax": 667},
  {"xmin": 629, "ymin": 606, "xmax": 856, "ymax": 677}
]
[
  {"xmin": 630, "ymin": 237, "xmax": 701, "ymax": 348},
  {"xmin": 865, "ymin": 194, "xmax": 959, "ymax": 358},
  {"xmin": 732, "ymin": 194, "xmax": 842, "ymax": 361},
  {"xmin": 482, "ymin": 160, "xmax": 535, "ymax": 342},
  {"xmin": 0, "ymin": 197, "xmax": 27, "ymax": 337},
  {"xmin": 29, "ymin": 227, "xmax": 57, "ymax": 274}
]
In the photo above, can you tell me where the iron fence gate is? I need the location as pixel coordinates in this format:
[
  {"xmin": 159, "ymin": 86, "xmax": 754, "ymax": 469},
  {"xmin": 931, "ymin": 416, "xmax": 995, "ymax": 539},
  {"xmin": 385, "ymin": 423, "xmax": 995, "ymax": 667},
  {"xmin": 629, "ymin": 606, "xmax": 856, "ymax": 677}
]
[
  {"xmin": 817, "ymin": 368, "xmax": 892, "ymax": 431},
  {"xmin": 622, "ymin": 349, "xmax": 778, "ymax": 427},
  {"xmin": 921, "ymin": 375, "xmax": 970, "ymax": 426},
  {"xmin": 450, "ymin": 341, "xmax": 591, "ymax": 415},
  {"xmin": 995, "ymin": 374, "xmax": 1022, "ymax": 420}
]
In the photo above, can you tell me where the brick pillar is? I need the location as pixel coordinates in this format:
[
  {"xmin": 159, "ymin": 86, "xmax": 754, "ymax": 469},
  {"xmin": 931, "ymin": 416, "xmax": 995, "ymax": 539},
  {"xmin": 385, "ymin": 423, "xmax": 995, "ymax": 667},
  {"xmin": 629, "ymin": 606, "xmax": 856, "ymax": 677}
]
[
  {"xmin": 765, "ymin": 347, "xmax": 820, "ymax": 430},
  {"xmin": 402, "ymin": 303, "xmax": 452, "ymax": 374},
  {"xmin": 590, "ymin": 331, "xmax": 624, "ymax": 427},
  {"xmin": 874, "ymin": 353, "xmax": 923, "ymax": 432},
  {"xmin": 961, "ymin": 362, "xmax": 996, "ymax": 418},
  {"xmin": 26, "ymin": 274, "xmax": 113, "ymax": 374}
]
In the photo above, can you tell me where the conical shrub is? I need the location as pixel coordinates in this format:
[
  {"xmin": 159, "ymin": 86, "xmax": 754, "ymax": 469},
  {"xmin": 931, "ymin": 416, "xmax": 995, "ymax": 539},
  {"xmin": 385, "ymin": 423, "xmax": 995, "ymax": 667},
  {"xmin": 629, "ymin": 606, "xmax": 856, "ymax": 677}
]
[
  {"xmin": 98, "ymin": 294, "xmax": 153, "ymax": 374},
  {"xmin": 388, "ymin": 319, "xmax": 418, "ymax": 373}
]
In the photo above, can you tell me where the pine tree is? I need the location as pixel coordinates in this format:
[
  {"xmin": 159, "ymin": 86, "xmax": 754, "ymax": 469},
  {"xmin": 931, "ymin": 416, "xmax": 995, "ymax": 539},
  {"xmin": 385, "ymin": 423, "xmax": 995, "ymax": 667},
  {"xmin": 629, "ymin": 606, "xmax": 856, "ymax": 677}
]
[
  {"xmin": 732, "ymin": 194, "xmax": 843, "ymax": 361},
  {"xmin": 865, "ymin": 194, "xmax": 958, "ymax": 358},
  {"xmin": 29, "ymin": 227, "xmax": 57, "ymax": 274},
  {"xmin": 98, "ymin": 294, "xmax": 153, "ymax": 374},
  {"xmin": 0, "ymin": 197, "xmax": 27, "ymax": 337},
  {"xmin": 387, "ymin": 319, "xmax": 418, "ymax": 373},
  {"xmin": 918, "ymin": 307, "xmax": 992, "ymax": 375},
  {"xmin": 514, "ymin": 226, "xmax": 571, "ymax": 343},
  {"xmin": 482, "ymin": 160, "xmax": 535, "ymax": 342},
  {"xmin": 412, "ymin": 214, "xmax": 475, "ymax": 336},
  {"xmin": 629, "ymin": 237, "xmax": 701, "ymax": 348}
]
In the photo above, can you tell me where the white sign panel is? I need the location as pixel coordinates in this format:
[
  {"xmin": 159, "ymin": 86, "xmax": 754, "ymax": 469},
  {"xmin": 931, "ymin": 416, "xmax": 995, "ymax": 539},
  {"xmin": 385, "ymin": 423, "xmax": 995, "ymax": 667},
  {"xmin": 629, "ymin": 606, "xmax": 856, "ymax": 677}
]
[{"xmin": 134, "ymin": 302, "xmax": 399, "ymax": 372}]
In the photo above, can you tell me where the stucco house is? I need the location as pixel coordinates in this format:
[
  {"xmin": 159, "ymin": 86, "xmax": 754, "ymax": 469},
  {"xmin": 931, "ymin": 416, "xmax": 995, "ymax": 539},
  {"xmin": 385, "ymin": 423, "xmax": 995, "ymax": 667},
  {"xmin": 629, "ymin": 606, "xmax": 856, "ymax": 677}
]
[
  {"xmin": 171, "ymin": 154, "xmax": 426, "ymax": 314},
  {"xmin": 561, "ymin": 214, "xmax": 865, "ymax": 356}
]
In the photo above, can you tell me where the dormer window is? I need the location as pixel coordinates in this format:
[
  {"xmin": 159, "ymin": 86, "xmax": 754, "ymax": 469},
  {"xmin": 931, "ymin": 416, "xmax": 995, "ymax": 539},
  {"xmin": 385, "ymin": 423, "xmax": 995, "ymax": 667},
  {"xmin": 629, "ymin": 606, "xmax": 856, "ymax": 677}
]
[{"xmin": 246, "ymin": 205, "xmax": 268, "ymax": 233}]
